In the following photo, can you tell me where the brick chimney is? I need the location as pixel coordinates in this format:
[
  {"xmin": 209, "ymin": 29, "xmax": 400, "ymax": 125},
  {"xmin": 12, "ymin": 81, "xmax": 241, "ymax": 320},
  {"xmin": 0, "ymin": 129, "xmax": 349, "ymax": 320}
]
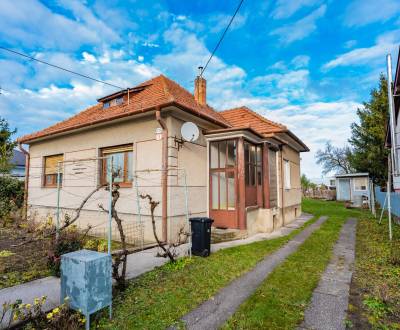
[{"xmin": 194, "ymin": 66, "xmax": 206, "ymax": 106}]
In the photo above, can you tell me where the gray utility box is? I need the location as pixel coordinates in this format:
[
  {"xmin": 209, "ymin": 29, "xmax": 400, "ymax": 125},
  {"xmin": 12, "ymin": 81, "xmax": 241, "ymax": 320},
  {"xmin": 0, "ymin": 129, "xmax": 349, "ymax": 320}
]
[{"xmin": 61, "ymin": 249, "xmax": 112, "ymax": 329}]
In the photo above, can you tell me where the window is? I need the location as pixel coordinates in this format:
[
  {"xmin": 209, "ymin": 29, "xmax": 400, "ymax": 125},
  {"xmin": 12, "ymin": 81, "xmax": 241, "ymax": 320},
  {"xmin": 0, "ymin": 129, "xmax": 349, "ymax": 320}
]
[
  {"xmin": 210, "ymin": 140, "xmax": 236, "ymax": 210},
  {"xmin": 330, "ymin": 179, "xmax": 336, "ymax": 186},
  {"xmin": 284, "ymin": 160, "xmax": 291, "ymax": 189},
  {"xmin": 101, "ymin": 144, "xmax": 133, "ymax": 186},
  {"xmin": 43, "ymin": 154, "xmax": 63, "ymax": 187},
  {"xmin": 102, "ymin": 96, "xmax": 124, "ymax": 109},
  {"xmin": 244, "ymin": 142, "xmax": 262, "ymax": 187},
  {"xmin": 354, "ymin": 177, "xmax": 367, "ymax": 191}
]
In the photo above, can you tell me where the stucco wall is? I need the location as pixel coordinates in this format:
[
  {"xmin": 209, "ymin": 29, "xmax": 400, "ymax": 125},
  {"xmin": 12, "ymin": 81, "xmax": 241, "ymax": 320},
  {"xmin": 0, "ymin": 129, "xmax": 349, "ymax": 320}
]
[
  {"xmin": 246, "ymin": 144, "xmax": 302, "ymax": 234},
  {"xmin": 27, "ymin": 110, "xmax": 219, "ymax": 244}
]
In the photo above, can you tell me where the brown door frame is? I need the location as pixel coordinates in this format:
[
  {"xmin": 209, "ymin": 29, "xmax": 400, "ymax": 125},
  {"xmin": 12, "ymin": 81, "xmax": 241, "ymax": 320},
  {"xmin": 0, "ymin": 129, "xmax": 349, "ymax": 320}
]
[{"xmin": 209, "ymin": 139, "xmax": 238, "ymax": 229}]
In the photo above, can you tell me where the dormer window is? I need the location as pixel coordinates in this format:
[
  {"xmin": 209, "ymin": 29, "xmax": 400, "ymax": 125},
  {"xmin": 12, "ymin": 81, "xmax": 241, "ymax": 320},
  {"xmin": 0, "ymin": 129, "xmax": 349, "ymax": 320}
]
[{"xmin": 103, "ymin": 96, "xmax": 124, "ymax": 109}]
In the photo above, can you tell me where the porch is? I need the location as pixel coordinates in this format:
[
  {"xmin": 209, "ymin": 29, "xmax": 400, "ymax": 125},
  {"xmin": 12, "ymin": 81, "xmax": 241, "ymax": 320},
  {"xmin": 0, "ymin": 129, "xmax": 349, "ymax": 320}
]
[{"xmin": 205, "ymin": 128, "xmax": 279, "ymax": 234}]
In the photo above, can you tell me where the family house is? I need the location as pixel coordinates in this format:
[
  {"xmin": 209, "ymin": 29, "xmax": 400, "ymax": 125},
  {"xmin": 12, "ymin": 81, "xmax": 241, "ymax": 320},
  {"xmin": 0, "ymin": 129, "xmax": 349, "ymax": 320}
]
[{"xmin": 18, "ymin": 73, "xmax": 308, "ymax": 244}]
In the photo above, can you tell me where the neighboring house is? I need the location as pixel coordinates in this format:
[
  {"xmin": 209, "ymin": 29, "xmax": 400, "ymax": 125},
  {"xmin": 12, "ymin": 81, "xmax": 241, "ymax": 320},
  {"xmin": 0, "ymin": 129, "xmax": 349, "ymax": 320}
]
[
  {"xmin": 386, "ymin": 49, "xmax": 400, "ymax": 191},
  {"xmin": 310, "ymin": 176, "xmax": 336, "ymax": 190},
  {"xmin": 336, "ymin": 173, "xmax": 371, "ymax": 207},
  {"xmin": 18, "ymin": 74, "xmax": 308, "ymax": 244},
  {"xmin": 0, "ymin": 149, "xmax": 26, "ymax": 180}
]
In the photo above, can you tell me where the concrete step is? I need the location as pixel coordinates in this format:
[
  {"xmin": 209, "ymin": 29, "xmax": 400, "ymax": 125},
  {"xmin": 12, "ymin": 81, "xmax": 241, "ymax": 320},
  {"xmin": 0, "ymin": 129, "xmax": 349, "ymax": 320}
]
[{"xmin": 211, "ymin": 227, "xmax": 247, "ymax": 243}]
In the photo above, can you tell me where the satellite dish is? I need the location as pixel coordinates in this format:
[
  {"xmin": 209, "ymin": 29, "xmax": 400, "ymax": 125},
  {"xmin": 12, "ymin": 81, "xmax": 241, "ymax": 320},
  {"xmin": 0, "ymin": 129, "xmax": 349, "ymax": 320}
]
[{"xmin": 181, "ymin": 122, "xmax": 199, "ymax": 142}]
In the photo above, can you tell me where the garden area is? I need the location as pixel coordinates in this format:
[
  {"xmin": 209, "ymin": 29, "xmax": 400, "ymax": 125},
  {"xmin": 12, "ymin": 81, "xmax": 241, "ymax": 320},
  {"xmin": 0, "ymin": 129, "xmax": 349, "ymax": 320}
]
[{"xmin": 1, "ymin": 193, "xmax": 399, "ymax": 329}]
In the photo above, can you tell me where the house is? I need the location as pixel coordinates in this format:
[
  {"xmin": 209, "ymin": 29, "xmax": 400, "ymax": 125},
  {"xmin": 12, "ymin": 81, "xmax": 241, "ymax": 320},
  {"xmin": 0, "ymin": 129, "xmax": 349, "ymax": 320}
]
[
  {"xmin": 336, "ymin": 173, "xmax": 371, "ymax": 207},
  {"xmin": 385, "ymin": 48, "xmax": 400, "ymax": 191},
  {"xmin": 310, "ymin": 176, "xmax": 336, "ymax": 190},
  {"xmin": 18, "ymin": 73, "xmax": 308, "ymax": 244},
  {"xmin": 11, "ymin": 149, "xmax": 26, "ymax": 180},
  {"xmin": 0, "ymin": 149, "xmax": 26, "ymax": 180}
]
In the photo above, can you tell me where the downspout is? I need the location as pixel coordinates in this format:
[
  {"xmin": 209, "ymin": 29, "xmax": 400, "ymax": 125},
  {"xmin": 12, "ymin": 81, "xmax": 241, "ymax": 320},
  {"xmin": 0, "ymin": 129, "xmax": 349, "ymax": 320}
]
[
  {"xmin": 280, "ymin": 145, "xmax": 285, "ymax": 226},
  {"xmin": 18, "ymin": 143, "xmax": 30, "ymax": 220},
  {"xmin": 156, "ymin": 107, "xmax": 168, "ymax": 242}
]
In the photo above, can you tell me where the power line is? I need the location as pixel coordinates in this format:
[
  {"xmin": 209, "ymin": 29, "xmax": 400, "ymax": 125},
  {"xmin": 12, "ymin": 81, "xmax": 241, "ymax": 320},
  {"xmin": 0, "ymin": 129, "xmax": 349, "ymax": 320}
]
[
  {"xmin": 0, "ymin": 46, "xmax": 125, "ymax": 90},
  {"xmin": 200, "ymin": 0, "xmax": 245, "ymax": 76}
]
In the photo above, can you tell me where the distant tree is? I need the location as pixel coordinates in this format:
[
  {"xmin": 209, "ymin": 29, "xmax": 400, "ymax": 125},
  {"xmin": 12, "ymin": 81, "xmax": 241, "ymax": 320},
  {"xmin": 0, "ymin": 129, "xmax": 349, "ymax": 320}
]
[
  {"xmin": 348, "ymin": 74, "xmax": 389, "ymax": 186},
  {"xmin": 0, "ymin": 117, "xmax": 17, "ymax": 174},
  {"xmin": 301, "ymin": 174, "xmax": 311, "ymax": 191},
  {"xmin": 315, "ymin": 142, "xmax": 353, "ymax": 175}
]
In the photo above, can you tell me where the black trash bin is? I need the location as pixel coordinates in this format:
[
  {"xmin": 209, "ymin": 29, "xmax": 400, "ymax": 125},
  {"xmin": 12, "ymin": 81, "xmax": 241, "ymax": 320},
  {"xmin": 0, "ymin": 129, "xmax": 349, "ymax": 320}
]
[{"xmin": 189, "ymin": 217, "xmax": 214, "ymax": 257}]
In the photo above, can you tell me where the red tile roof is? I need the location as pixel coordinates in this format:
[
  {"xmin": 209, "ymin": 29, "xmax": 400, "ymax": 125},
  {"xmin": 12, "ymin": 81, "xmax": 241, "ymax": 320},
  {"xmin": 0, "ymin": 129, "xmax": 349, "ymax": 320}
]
[
  {"xmin": 19, "ymin": 75, "xmax": 230, "ymax": 143},
  {"xmin": 220, "ymin": 106, "xmax": 287, "ymax": 135},
  {"xmin": 18, "ymin": 75, "xmax": 307, "ymax": 151}
]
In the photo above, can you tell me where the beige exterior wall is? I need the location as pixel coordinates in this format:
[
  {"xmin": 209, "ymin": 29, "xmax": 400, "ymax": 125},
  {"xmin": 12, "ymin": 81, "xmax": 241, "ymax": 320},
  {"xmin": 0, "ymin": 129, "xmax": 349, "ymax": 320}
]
[
  {"xmin": 27, "ymin": 107, "xmax": 304, "ymax": 243},
  {"xmin": 245, "ymin": 144, "xmax": 302, "ymax": 235},
  {"xmin": 27, "ymin": 108, "xmax": 221, "ymax": 244}
]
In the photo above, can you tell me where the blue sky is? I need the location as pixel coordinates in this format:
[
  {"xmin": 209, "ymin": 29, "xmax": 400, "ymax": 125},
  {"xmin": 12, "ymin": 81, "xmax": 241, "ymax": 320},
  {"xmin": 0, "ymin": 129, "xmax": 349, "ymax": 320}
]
[{"xmin": 0, "ymin": 0, "xmax": 399, "ymax": 177}]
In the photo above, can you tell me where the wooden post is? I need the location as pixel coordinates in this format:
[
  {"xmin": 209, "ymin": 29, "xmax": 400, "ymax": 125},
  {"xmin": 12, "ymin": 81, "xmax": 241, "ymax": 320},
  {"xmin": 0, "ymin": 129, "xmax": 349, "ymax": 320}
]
[
  {"xmin": 237, "ymin": 137, "xmax": 246, "ymax": 230},
  {"xmin": 262, "ymin": 142, "xmax": 270, "ymax": 209}
]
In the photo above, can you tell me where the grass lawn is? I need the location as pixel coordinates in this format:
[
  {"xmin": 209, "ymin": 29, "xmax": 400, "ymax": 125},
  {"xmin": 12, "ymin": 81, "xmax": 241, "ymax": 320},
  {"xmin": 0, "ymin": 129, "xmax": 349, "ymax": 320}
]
[
  {"xmin": 96, "ymin": 215, "xmax": 318, "ymax": 329},
  {"xmin": 347, "ymin": 213, "xmax": 400, "ymax": 329},
  {"xmin": 223, "ymin": 199, "xmax": 368, "ymax": 329}
]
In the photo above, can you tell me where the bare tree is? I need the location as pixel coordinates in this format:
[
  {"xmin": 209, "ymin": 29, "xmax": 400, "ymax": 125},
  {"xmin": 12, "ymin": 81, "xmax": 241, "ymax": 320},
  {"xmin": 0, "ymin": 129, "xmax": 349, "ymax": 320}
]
[
  {"xmin": 316, "ymin": 142, "xmax": 353, "ymax": 175},
  {"xmin": 98, "ymin": 181, "xmax": 128, "ymax": 288},
  {"xmin": 140, "ymin": 194, "xmax": 190, "ymax": 262}
]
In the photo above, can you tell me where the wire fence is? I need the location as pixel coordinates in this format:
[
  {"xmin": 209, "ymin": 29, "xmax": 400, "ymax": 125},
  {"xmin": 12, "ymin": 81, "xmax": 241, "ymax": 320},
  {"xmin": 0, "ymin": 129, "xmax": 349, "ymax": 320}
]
[{"xmin": 26, "ymin": 156, "xmax": 203, "ymax": 253}]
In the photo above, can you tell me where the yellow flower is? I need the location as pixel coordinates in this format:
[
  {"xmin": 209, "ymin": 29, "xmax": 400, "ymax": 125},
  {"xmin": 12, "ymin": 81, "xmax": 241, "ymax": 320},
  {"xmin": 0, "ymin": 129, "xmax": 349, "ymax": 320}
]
[
  {"xmin": 13, "ymin": 314, "xmax": 18, "ymax": 321},
  {"xmin": 46, "ymin": 312, "xmax": 53, "ymax": 319},
  {"xmin": 26, "ymin": 304, "xmax": 31, "ymax": 309},
  {"xmin": 34, "ymin": 298, "xmax": 39, "ymax": 305},
  {"xmin": 52, "ymin": 307, "xmax": 60, "ymax": 314}
]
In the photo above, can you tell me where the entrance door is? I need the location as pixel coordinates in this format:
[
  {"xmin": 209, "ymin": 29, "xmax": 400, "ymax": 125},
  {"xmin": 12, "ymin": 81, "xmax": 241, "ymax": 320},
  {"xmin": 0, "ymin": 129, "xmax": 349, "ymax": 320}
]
[
  {"xmin": 244, "ymin": 142, "xmax": 263, "ymax": 207},
  {"xmin": 209, "ymin": 140, "xmax": 237, "ymax": 228},
  {"xmin": 339, "ymin": 178, "xmax": 351, "ymax": 200}
]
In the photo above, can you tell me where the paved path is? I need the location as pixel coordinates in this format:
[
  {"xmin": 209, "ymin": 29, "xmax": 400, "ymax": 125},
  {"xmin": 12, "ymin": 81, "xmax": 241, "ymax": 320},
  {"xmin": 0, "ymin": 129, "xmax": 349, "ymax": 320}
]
[
  {"xmin": 179, "ymin": 216, "xmax": 328, "ymax": 330},
  {"xmin": 0, "ymin": 213, "xmax": 312, "ymax": 327},
  {"xmin": 299, "ymin": 218, "xmax": 357, "ymax": 330}
]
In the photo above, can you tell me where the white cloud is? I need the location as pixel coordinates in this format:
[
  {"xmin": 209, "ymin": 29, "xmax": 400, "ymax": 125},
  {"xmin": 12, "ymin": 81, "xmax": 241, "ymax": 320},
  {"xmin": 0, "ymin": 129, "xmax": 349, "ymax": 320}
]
[
  {"xmin": 271, "ymin": 0, "xmax": 321, "ymax": 19},
  {"xmin": 323, "ymin": 29, "xmax": 400, "ymax": 70},
  {"xmin": 344, "ymin": 0, "xmax": 400, "ymax": 27},
  {"xmin": 270, "ymin": 5, "xmax": 327, "ymax": 45},
  {"xmin": 291, "ymin": 55, "xmax": 310, "ymax": 68},
  {"xmin": 344, "ymin": 40, "xmax": 357, "ymax": 49},
  {"xmin": 208, "ymin": 12, "xmax": 247, "ymax": 33},
  {"xmin": 138, "ymin": 55, "xmax": 144, "ymax": 62},
  {"xmin": 0, "ymin": 0, "xmax": 118, "ymax": 50},
  {"xmin": 261, "ymin": 101, "xmax": 362, "ymax": 177},
  {"xmin": 82, "ymin": 52, "xmax": 97, "ymax": 63}
]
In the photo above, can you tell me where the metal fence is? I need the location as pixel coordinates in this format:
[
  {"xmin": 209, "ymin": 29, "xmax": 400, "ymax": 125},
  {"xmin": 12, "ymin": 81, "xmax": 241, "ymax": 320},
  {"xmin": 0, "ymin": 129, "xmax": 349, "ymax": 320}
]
[
  {"xmin": 27, "ymin": 157, "xmax": 194, "ymax": 253},
  {"xmin": 375, "ymin": 186, "xmax": 400, "ymax": 217}
]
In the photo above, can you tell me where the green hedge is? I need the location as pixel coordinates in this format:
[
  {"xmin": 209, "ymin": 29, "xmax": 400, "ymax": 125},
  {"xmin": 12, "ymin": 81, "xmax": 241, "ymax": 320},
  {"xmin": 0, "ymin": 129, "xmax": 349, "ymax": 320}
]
[{"xmin": 0, "ymin": 176, "xmax": 24, "ymax": 220}]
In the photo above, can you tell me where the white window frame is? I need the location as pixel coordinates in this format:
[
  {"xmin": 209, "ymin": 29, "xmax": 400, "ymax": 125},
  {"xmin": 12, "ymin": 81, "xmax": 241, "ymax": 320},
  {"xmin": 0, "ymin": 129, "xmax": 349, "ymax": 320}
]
[
  {"xmin": 284, "ymin": 159, "xmax": 291, "ymax": 190},
  {"xmin": 353, "ymin": 177, "xmax": 368, "ymax": 191}
]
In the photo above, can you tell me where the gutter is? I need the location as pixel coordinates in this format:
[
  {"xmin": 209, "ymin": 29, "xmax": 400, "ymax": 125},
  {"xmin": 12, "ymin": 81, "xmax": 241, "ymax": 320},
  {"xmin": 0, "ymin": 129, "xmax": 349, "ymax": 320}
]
[
  {"xmin": 156, "ymin": 107, "xmax": 168, "ymax": 242},
  {"xmin": 18, "ymin": 143, "xmax": 29, "ymax": 220}
]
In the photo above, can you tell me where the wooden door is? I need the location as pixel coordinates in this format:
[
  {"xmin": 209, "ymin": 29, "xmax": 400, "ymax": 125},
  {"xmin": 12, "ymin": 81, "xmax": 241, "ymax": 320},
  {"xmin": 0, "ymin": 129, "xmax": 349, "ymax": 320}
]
[{"xmin": 209, "ymin": 140, "xmax": 237, "ymax": 228}]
